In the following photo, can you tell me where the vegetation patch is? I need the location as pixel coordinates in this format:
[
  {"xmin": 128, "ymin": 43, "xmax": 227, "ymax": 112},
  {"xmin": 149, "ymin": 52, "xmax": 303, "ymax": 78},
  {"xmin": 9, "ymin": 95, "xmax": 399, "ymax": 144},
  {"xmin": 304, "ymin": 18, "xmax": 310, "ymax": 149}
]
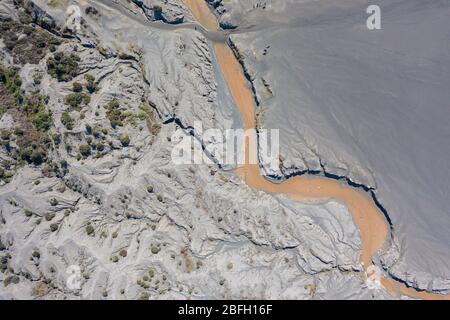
[
  {"xmin": 79, "ymin": 144, "xmax": 91, "ymax": 158},
  {"xmin": 84, "ymin": 74, "xmax": 97, "ymax": 93},
  {"xmin": 104, "ymin": 99, "xmax": 126, "ymax": 128},
  {"xmin": 120, "ymin": 135, "xmax": 130, "ymax": 147},
  {"xmin": 0, "ymin": 67, "xmax": 53, "ymax": 167},
  {"xmin": 72, "ymin": 82, "xmax": 82, "ymax": 93},
  {"xmin": 64, "ymin": 92, "xmax": 90, "ymax": 110},
  {"xmin": 47, "ymin": 52, "xmax": 80, "ymax": 82},
  {"xmin": 85, "ymin": 223, "xmax": 95, "ymax": 236},
  {"xmin": 139, "ymin": 104, "xmax": 161, "ymax": 136},
  {"xmin": 0, "ymin": 17, "xmax": 61, "ymax": 65},
  {"xmin": 61, "ymin": 112, "xmax": 74, "ymax": 130}
]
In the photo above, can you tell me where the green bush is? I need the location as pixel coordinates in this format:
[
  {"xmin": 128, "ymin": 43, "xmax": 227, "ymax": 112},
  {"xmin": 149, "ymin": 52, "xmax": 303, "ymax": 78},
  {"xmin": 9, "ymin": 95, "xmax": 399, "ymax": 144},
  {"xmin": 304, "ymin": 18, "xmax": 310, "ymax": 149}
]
[
  {"xmin": 45, "ymin": 212, "xmax": 55, "ymax": 221},
  {"xmin": 47, "ymin": 52, "xmax": 80, "ymax": 82},
  {"xmin": 150, "ymin": 244, "xmax": 161, "ymax": 255},
  {"xmin": 31, "ymin": 111, "xmax": 52, "ymax": 131},
  {"xmin": 0, "ymin": 67, "xmax": 23, "ymax": 102},
  {"xmin": 153, "ymin": 5, "xmax": 162, "ymax": 12},
  {"xmin": 139, "ymin": 292, "xmax": 150, "ymax": 300},
  {"xmin": 24, "ymin": 209, "xmax": 33, "ymax": 217},
  {"xmin": 4, "ymin": 275, "xmax": 20, "ymax": 286},
  {"xmin": 61, "ymin": 112, "xmax": 74, "ymax": 130},
  {"xmin": 18, "ymin": 147, "xmax": 32, "ymax": 161},
  {"xmin": 19, "ymin": 147, "xmax": 46, "ymax": 165},
  {"xmin": 119, "ymin": 249, "xmax": 127, "ymax": 257},
  {"xmin": 120, "ymin": 135, "xmax": 130, "ymax": 147},
  {"xmin": 30, "ymin": 149, "xmax": 45, "ymax": 165},
  {"xmin": 105, "ymin": 100, "xmax": 125, "ymax": 128},
  {"xmin": 79, "ymin": 144, "xmax": 91, "ymax": 157},
  {"xmin": 72, "ymin": 82, "xmax": 82, "ymax": 92},
  {"xmin": 64, "ymin": 92, "xmax": 90, "ymax": 110},
  {"xmin": 84, "ymin": 74, "xmax": 97, "ymax": 93},
  {"xmin": 95, "ymin": 142, "xmax": 104, "ymax": 152},
  {"xmin": 86, "ymin": 224, "xmax": 95, "ymax": 236}
]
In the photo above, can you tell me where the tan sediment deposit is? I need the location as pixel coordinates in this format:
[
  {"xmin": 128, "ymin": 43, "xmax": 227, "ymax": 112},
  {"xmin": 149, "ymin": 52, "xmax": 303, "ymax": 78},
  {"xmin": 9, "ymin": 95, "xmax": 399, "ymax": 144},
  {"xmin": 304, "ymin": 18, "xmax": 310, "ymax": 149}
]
[
  {"xmin": 181, "ymin": 0, "xmax": 218, "ymax": 31},
  {"xmin": 182, "ymin": 0, "xmax": 449, "ymax": 300}
]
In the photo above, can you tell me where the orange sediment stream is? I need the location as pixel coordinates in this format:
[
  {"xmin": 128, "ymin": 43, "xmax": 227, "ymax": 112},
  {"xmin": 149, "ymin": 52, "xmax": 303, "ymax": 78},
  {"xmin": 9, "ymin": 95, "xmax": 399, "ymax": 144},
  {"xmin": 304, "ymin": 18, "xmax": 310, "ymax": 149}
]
[
  {"xmin": 181, "ymin": 0, "xmax": 449, "ymax": 300},
  {"xmin": 182, "ymin": 0, "xmax": 219, "ymax": 31}
]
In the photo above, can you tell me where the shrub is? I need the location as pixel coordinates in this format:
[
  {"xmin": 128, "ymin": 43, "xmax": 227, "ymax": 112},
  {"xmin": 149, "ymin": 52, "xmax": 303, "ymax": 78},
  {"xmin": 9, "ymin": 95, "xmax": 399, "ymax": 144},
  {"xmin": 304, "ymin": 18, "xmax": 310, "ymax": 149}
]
[
  {"xmin": 120, "ymin": 135, "xmax": 130, "ymax": 147},
  {"xmin": 153, "ymin": 5, "xmax": 163, "ymax": 20},
  {"xmin": 19, "ymin": 147, "xmax": 46, "ymax": 165},
  {"xmin": 0, "ymin": 67, "xmax": 23, "ymax": 102},
  {"xmin": 31, "ymin": 282, "xmax": 49, "ymax": 297},
  {"xmin": 72, "ymin": 82, "xmax": 82, "ymax": 92},
  {"xmin": 85, "ymin": 6, "xmax": 99, "ymax": 16},
  {"xmin": 30, "ymin": 149, "xmax": 44, "ymax": 165},
  {"xmin": 119, "ymin": 249, "xmax": 127, "ymax": 257},
  {"xmin": 18, "ymin": 148, "xmax": 31, "ymax": 161},
  {"xmin": 95, "ymin": 142, "xmax": 105, "ymax": 152},
  {"xmin": 33, "ymin": 73, "xmax": 42, "ymax": 85},
  {"xmin": 49, "ymin": 223, "xmax": 58, "ymax": 232},
  {"xmin": 61, "ymin": 112, "xmax": 74, "ymax": 130},
  {"xmin": 4, "ymin": 275, "xmax": 20, "ymax": 286},
  {"xmin": 150, "ymin": 244, "xmax": 160, "ymax": 255},
  {"xmin": 79, "ymin": 144, "xmax": 91, "ymax": 157},
  {"xmin": 105, "ymin": 100, "xmax": 125, "ymax": 128},
  {"xmin": 52, "ymin": 133, "xmax": 61, "ymax": 145},
  {"xmin": 84, "ymin": 74, "xmax": 97, "ymax": 93},
  {"xmin": 139, "ymin": 292, "xmax": 150, "ymax": 300},
  {"xmin": 31, "ymin": 111, "xmax": 52, "ymax": 131},
  {"xmin": 45, "ymin": 212, "xmax": 55, "ymax": 221},
  {"xmin": 86, "ymin": 224, "xmax": 95, "ymax": 236},
  {"xmin": 64, "ymin": 92, "xmax": 90, "ymax": 109},
  {"xmin": 47, "ymin": 52, "xmax": 80, "ymax": 82}
]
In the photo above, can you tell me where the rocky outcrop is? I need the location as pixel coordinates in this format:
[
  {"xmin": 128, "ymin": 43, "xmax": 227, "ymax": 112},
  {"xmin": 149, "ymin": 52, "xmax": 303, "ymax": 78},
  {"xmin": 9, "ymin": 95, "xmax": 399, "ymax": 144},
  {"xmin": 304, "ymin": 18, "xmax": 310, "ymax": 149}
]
[
  {"xmin": 13, "ymin": 0, "xmax": 56, "ymax": 30},
  {"xmin": 131, "ymin": 0, "xmax": 190, "ymax": 24}
]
